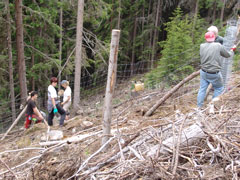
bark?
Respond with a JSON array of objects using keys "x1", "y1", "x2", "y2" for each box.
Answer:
[
  {"x1": 131, "y1": 17, "x2": 137, "y2": 75},
  {"x1": 220, "y1": 0, "x2": 226, "y2": 28},
  {"x1": 102, "y1": 30, "x2": 120, "y2": 148},
  {"x1": 31, "y1": 37, "x2": 35, "y2": 91},
  {"x1": 212, "y1": 0, "x2": 217, "y2": 23},
  {"x1": 147, "y1": 0, "x2": 152, "y2": 66},
  {"x1": 192, "y1": 0, "x2": 199, "y2": 41},
  {"x1": 15, "y1": 0, "x2": 27, "y2": 104},
  {"x1": 59, "y1": 0, "x2": 63, "y2": 85},
  {"x1": 145, "y1": 70, "x2": 200, "y2": 116},
  {"x1": 147, "y1": 123, "x2": 205, "y2": 157},
  {"x1": 117, "y1": 0, "x2": 121, "y2": 29},
  {"x1": 151, "y1": 0, "x2": 161, "y2": 68},
  {"x1": 141, "y1": 4, "x2": 145, "y2": 61},
  {"x1": 6, "y1": 0, "x2": 16, "y2": 121},
  {"x1": 73, "y1": 0, "x2": 84, "y2": 111}
]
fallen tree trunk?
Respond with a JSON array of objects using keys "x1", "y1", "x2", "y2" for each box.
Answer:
[
  {"x1": 145, "y1": 70, "x2": 200, "y2": 116},
  {"x1": 147, "y1": 123, "x2": 206, "y2": 157},
  {"x1": 39, "y1": 127, "x2": 129, "y2": 146}
]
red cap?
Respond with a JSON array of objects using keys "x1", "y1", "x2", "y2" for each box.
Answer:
[{"x1": 205, "y1": 31, "x2": 215, "y2": 42}]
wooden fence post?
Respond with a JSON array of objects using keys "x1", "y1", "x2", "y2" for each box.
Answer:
[{"x1": 102, "y1": 29, "x2": 121, "y2": 148}]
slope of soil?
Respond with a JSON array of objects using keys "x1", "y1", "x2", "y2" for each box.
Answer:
[{"x1": 1, "y1": 71, "x2": 240, "y2": 179}]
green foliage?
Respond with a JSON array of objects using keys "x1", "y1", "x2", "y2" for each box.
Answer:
[
  {"x1": 145, "y1": 8, "x2": 203, "y2": 88},
  {"x1": 0, "y1": 0, "x2": 239, "y2": 120}
]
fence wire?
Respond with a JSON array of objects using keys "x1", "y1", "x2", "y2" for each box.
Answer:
[
  {"x1": 2, "y1": 32, "x2": 236, "y2": 133},
  {"x1": 221, "y1": 19, "x2": 239, "y2": 91},
  {"x1": 0, "y1": 48, "x2": 201, "y2": 133}
]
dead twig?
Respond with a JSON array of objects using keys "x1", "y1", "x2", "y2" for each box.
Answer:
[
  {"x1": 0, "y1": 158, "x2": 18, "y2": 179},
  {"x1": 172, "y1": 113, "x2": 187, "y2": 176}
]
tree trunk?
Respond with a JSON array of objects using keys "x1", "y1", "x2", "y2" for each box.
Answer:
[
  {"x1": 192, "y1": 0, "x2": 199, "y2": 41},
  {"x1": 212, "y1": 0, "x2": 217, "y2": 23},
  {"x1": 141, "y1": 4, "x2": 145, "y2": 61},
  {"x1": 31, "y1": 37, "x2": 35, "y2": 91},
  {"x1": 131, "y1": 17, "x2": 137, "y2": 76},
  {"x1": 73, "y1": 0, "x2": 84, "y2": 111},
  {"x1": 147, "y1": 0, "x2": 152, "y2": 68},
  {"x1": 102, "y1": 30, "x2": 120, "y2": 148},
  {"x1": 6, "y1": 0, "x2": 16, "y2": 121},
  {"x1": 59, "y1": 0, "x2": 63, "y2": 85},
  {"x1": 220, "y1": 0, "x2": 226, "y2": 28},
  {"x1": 31, "y1": 51, "x2": 35, "y2": 91},
  {"x1": 145, "y1": 70, "x2": 200, "y2": 117},
  {"x1": 151, "y1": 0, "x2": 161, "y2": 68},
  {"x1": 15, "y1": 0, "x2": 27, "y2": 104},
  {"x1": 147, "y1": 123, "x2": 205, "y2": 156},
  {"x1": 117, "y1": 0, "x2": 121, "y2": 29}
]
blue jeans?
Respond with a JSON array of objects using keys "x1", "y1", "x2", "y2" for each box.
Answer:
[{"x1": 197, "y1": 70, "x2": 224, "y2": 107}]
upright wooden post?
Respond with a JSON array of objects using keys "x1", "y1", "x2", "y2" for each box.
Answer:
[{"x1": 102, "y1": 29, "x2": 120, "y2": 147}]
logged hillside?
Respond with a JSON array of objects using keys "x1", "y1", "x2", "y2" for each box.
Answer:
[
  {"x1": 0, "y1": 0, "x2": 240, "y2": 179},
  {"x1": 0, "y1": 0, "x2": 239, "y2": 128},
  {"x1": 1, "y1": 68, "x2": 240, "y2": 179}
]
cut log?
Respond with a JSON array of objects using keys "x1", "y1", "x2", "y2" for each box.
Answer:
[
  {"x1": 40, "y1": 127, "x2": 128, "y2": 146},
  {"x1": 147, "y1": 123, "x2": 206, "y2": 157},
  {"x1": 145, "y1": 70, "x2": 200, "y2": 116}
]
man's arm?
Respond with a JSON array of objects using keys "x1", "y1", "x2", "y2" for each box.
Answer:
[
  {"x1": 220, "y1": 45, "x2": 233, "y2": 58},
  {"x1": 33, "y1": 107, "x2": 43, "y2": 119}
]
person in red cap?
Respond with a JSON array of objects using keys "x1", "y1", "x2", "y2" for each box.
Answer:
[
  {"x1": 197, "y1": 31, "x2": 236, "y2": 108},
  {"x1": 207, "y1": 26, "x2": 224, "y2": 45}
]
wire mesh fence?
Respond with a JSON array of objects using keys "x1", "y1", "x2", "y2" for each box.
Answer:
[
  {"x1": 0, "y1": 57, "x2": 196, "y2": 133},
  {"x1": 0, "y1": 48, "x2": 202, "y2": 134},
  {"x1": 1, "y1": 24, "x2": 239, "y2": 134},
  {"x1": 221, "y1": 19, "x2": 239, "y2": 90}
]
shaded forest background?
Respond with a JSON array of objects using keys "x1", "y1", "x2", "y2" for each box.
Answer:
[{"x1": 0, "y1": 0, "x2": 239, "y2": 126}]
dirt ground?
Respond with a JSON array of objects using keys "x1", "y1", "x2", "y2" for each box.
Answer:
[{"x1": 1, "y1": 71, "x2": 240, "y2": 179}]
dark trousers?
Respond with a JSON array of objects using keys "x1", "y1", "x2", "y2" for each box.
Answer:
[{"x1": 48, "y1": 103, "x2": 66, "y2": 126}]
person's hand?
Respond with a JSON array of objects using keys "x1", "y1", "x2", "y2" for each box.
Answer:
[
  {"x1": 231, "y1": 45, "x2": 237, "y2": 52},
  {"x1": 53, "y1": 108, "x2": 58, "y2": 114},
  {"x1": 61, "y1": 102, "x2": 64, "y2": 106}
]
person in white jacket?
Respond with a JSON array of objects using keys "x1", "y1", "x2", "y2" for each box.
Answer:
[
  {"x1": 61, "y1": 80, "x2": 71, "y2": 120},
  {"x1": 48, "y1": 77, "x2": 66, "y2": 126}
]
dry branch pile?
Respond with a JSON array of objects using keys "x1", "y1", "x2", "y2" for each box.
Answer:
[{"x1": 1, "y1": 73, "x2": 240, "y2": 179}]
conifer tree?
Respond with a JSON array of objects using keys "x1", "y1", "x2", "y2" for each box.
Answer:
[{"x1": 145, "y1": 8, "x2": 198, "y2": 87}]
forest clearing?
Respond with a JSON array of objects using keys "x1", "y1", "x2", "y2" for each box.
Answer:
[
  {"x1": 1, "y1": 70, "x2": 240, "y2": 179},
  {"x1": 0, "y1": 0, "x2": 240, "y2": 179}
]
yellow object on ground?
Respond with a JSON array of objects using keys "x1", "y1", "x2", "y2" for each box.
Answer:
[{"x1": 134, "y1": 83, "x2": 144, "y2": 91}]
